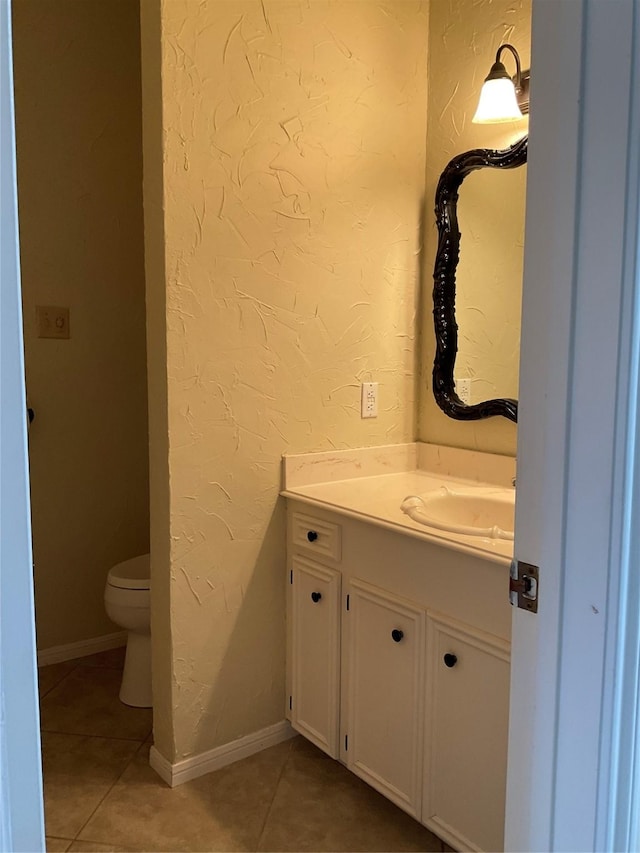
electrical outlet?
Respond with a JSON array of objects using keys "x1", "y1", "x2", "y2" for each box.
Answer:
[
  {"x1": 361, "y1": 382, "x2": 378, "y2": 418},
  {"x1": 457, "y1": 378, "x2": 472, "y2": 404},
  {"x1": 36, "y1": 306, "x2": 70, "y2": 339}
]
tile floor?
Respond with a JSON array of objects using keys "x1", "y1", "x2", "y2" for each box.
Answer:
[{"x1": 39, "y1": 649, "x2": 453, "y2": 852}]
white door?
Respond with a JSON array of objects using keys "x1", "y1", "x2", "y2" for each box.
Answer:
[
  {"x1": 507, "y1": 0, "x2": 640, "y2": 849},
  {"x1": 0, "y1": 0, "x2": 45, "y2": 849},
  {"x1": 290, "y1": 556, "x2": 341, "y2": 758},
  {"x1": 424, "y1": 616, "x2": 510, "y2": 852},
  {"x1": 344, "y1": 579, "x2": 425, "y2": 819}
]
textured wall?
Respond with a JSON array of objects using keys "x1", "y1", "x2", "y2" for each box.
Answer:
[
  {"x1": 144, "y1": 0, "x2": 429, "y2": 761},
  {"x1": 419, "y1": 0, "x2": 531, "y2": 456},
  {"x1": 12, "y1": 0, "x2": 149, "y2": 649}
]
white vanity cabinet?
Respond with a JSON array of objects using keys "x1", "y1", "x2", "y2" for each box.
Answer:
[{"x1": 285, "y1": 500, "x2": 512, "y2": 853}]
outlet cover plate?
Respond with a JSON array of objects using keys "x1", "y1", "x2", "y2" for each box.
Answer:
[{"x1": 361, "y1": 382, "x2": 378, "y2": 418}]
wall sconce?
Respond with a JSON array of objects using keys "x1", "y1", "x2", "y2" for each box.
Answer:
[{"x1": 472, "y1": 44, "x2": 530, "y2": 124}]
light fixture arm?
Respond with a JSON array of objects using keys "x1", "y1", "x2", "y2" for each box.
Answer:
[
  {"x1": 495, "y1": 44, "x2": 523, "y2": 93},
  {"x1": 478, "y1": 42, "x2": 530, "y2": 116}
]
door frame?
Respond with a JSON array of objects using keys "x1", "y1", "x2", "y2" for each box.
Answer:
[
  {"x1": 507, "y1": 0, "x2": 640, "y2": 849},
  {"x1": 0, "y1": 0, "x2": 45, "y2": 849}
]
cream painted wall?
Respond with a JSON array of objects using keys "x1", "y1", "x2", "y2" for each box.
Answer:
[
  {"x1": 12, "y1": 0, "x2": 150, "y2": 649},
  {"x1": 419, "y1": 0, "x2": 531, "y2": 456},
  {"x1": 142, "y1": 0, "x2": 429, "y2": 761}
]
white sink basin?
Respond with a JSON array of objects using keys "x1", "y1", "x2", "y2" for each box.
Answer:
[{"x1": 400, "y1": 484, "x2": 515, "y2": 540}]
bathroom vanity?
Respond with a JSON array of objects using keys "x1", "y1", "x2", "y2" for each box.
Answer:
[{"x1": 282, "y1": 444, "x2": 515, "y2": 853}]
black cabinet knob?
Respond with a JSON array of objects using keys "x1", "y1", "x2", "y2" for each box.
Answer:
[
  {"x1": 391, "y1": 629, "x2": 404, "y2": 643},
  {"x1": 307, "y1": 530, "x2": 318, "y2": 542},
  {"x1": 444, "y1": 653, "x2": 458, "y2": 668},
  {"x1": 311, "y1": 591, "x2": 322, "y2": 603}
]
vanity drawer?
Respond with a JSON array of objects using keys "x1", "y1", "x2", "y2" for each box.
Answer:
[{"x1": 292, "y1": 512, "x2": 341, "y2": 562}]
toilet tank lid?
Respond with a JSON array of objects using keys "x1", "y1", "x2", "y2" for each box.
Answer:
[{"x1": 108, "y1": 554, "x2": 150, "y2": 590}]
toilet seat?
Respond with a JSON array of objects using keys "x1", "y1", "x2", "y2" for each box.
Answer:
[{"x1": 107, "y1": 554, "x2": 150, "y2": 591}]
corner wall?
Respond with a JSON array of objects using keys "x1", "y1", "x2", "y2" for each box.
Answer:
[
  {"x1": 143, "y1": 0, "x2": 429, "y2": 761},
  {"x1": 12, "y1": 0, "x2": 149, "y2": 650},
  {"x1": 140, "y1": 0, "x2": 173, "y2": 756},
  {"x1": 418, "y1": 0, "x2": 531, "y2": 456}
]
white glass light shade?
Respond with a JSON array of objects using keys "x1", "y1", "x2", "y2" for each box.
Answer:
[{"x1": 472, "y1": 77, "x2": 524, "y2": 124}]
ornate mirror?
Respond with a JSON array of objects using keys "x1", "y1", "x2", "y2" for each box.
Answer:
[{"x1": 432, "y1": 135, "x2": 527, "y2": 423}]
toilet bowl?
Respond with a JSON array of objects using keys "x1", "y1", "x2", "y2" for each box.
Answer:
[{"x1": 104, "y1": 554, "x2": 152, "y2": 708}]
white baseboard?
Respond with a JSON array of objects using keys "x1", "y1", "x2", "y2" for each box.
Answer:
[
  {"x1": 149, "y1": 720, "x2": 296, "y2": 788},
  {"x1": 37, "y1": 631, "x2": 127, "y2": 667}
]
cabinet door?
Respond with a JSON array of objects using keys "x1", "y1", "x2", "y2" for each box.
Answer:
[
  {"x1": 345, "y1": 579, "x2": 425, "y2": 819},
  {"x1": 423, "y1": 615, "x2": 510, "y2": 853},
  {"x1": 290, "y1": 556, "x2": 341, "y2": 758}
]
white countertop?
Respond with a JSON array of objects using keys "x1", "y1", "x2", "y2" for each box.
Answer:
[{"x1": 282, "y1": 465, "x2": 514, "y2": 567}]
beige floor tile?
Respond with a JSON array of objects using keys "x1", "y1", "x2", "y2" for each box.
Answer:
[
  {"x1": 258, "y1": 738, "x2": 442, "y2": 852},
  {"x1": 46, "y1": 838, "x2": 73, "y2": 852},
  {"x1": 68, "y1": 842, "x2": 139, "y2": 852},
  {"x1": 79, "y1": 740, "x2": 293, "y2": 852},
  {"x1": 40, "y1": 666, "x2": 152, "y2": 741},
  {"x1": 42, "y1": 732, "x2": 139, "y2": 839},
  {"x1": 78, "y1": 647, "x2": 127, "y2": 670},
  {"x1": 38, "y1": 661, "x2": 78, "y2": 698}
]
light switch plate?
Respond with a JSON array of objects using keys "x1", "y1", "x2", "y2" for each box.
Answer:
[{"x1": 36, "y1": 306, "x2": 70, "y2": 339}]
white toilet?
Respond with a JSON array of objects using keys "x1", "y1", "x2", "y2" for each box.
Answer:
[{"x1": 104, "y1": 554, "x2": 152, "y2": 708}]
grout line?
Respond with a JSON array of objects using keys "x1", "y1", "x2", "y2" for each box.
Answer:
[
  {"x1": 44, "y1": 837, "x2": 74, "y2": 849},
  {"x1": 40, "y1": 727, "x2": 149, "y2": 742},
  {"x1": 40, "y1": 657, "x2": 146, "y2": 849},
  {"x1": 71, "y1": 733, "x2": 149, "y2": 845},
  {"x1": 37, "y1": 660, "x2": 81, "y2": 700},
  {"x1": 254, "y1": 737, "x2": 296, "y2": 852}
]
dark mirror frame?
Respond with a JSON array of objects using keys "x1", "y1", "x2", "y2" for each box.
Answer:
[{"x1": 432, "y1": 134, "x2": 528, "y2": 423}]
